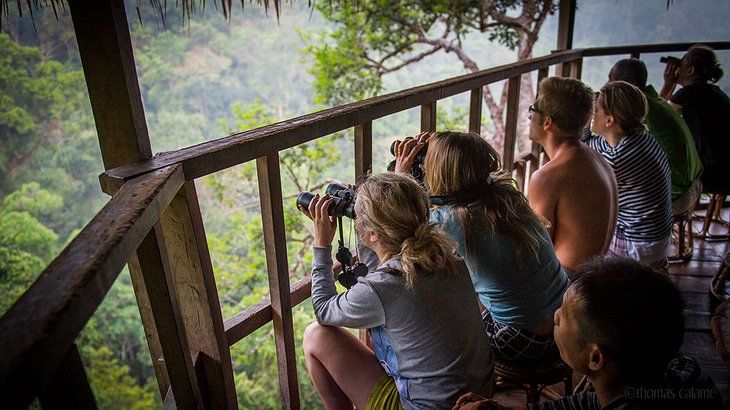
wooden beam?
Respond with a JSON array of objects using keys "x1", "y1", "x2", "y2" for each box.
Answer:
[
  {"x1": 469, "y1": 88, "x2": 483, "y2": 134},
  {"x1": 570, "y1": 58, "x2": 583, "y2": 79},
  {"x1": 0, "y1": 165, "x2": 184, "y2": 408},
  {"x1": 257, "y1": 154, "x2": 300, "y2": 409},
  {"x1": 355, "y1": 122, "x2": 373, "y2": 181},
  {"x1": 38, "y1": 344, "x2": 97, "y2": 409},
  {"x1": 136, "y1": 222, "x2": 202, "y2": 409},
  {"x1": 156, "y1": 183, "x2": 237, "y2": 409},
  {"x1": 556, "y1": 0, "x2": 577, "y2": 51},
  {"x1": 182, "y1": 180, "x2": 238, "y2": 406},
  {"x1": 503, "y1": 76, "x2": 521, "y2": 171},
  {"x1": 99, "y1": 50, "x2": 583, "y2": 188},
  {"x1": 70, "y1": 1, "x2": 238, "y2": 406},
  {"x1": 68, "y1": 0, "x2": 171, "y2": 399},
  {"x1": 556, "y1": 0, "x2": 577, "y2": 77},
  {"x1": 421, "y1": 102, "x2": 437, "y2": 132},
  {"x1": 578, "y1": 41, "x2": 730, "y2": 58},
  {"x1": 69, "y1": 0, "x2": 152, "y2": 169}
]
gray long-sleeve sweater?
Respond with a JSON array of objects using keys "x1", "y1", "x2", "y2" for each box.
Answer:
[{"x1": 311, "y1": 246, "x2": 493, "y2": 409}]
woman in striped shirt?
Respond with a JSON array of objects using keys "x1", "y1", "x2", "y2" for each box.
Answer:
[{"x1": 585, "y1": 81, "x2": 673, "y2": 270}]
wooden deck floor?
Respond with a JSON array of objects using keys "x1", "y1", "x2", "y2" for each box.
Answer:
[
  {"x1": 674, "y1": 208, "x2": 729, "y2": 405},
  {"x1": 494, "y1": 205, "x2": 730, "y2": 407}
]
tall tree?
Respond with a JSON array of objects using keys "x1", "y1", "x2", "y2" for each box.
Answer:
[
  {"x1": 0, "y1": 33, "x2": 85, "y2": 197},
  {"x1": 307, "y1": 0, "x2": 557, "y2": 152}
]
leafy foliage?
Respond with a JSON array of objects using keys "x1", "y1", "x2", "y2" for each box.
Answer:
[
  {"x1": 0, "y1": 33, "x2": 86, "y2": 195},
  {"x1": 305, "y1": 0, "x2": 557, "y2": 150},
  {"x1": 83, "y1": 346, "x2": 158, "y2": 409}
]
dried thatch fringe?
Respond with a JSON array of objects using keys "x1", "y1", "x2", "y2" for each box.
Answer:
[{"x1": 0, "y1": 0, "x2": 292, "y2": 31}]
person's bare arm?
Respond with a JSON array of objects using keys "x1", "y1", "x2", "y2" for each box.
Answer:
[
  {"x1": 659, "y1": 59, "x2": 680, "y2": 101},
  {"x1": 528, "y1": 169, "x2": 557, "y2": 238}
]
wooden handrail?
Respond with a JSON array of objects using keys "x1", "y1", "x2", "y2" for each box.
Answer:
[
  {"x1": 99, "y1": 41, "x2": 730, "y2": 192},
  {"x1": 576, "y1": 41, "x2": 730, "y2": 57},
  {"x1": 0, "y1": 165, "x2": 184, "y2": 407},
  {"x1": 99, "y1": 49, "x2": 583, "y2": 190}
]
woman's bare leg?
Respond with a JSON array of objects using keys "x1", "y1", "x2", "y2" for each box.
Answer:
[{"x1": 303, "y1": 323, "x2": 386, "y2": 409}]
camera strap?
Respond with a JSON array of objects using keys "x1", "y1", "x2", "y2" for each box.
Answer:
[{"x1": 335, "y1": 216, "x2": 367, "y2": 289}]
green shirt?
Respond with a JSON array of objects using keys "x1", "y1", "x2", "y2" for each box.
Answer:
[{"x1": 643, "y1": 85, "x2": 703, "y2": 199}]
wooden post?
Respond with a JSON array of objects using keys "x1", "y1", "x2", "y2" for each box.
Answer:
[
  {"x1": 530, "y1": 67, "x2": 550, "y2": 178},
  {"x1": 69, "y1": 0, "x2": 236, "y2": 407},
  {"x1": 421, "y1": 102, "x2": 437, "y2": 132},
  {"x1": 355, "y1": 122, "x2": 373, "y2": 180},
  {"x1": 257, "y1": 154, "x2": 301, "y2": 409},
  {"x1": 469, "y1": 88, "x2": 483, "y2": 134},
  {"x1": 556, "y1": 0, "x2": 576, "y2": 51},
  {"x1": 503, "y1": 76, "x2": 521, "y2": 171},
  {"x1": 157, "y1": 183, "x2": 238, "y2": 409},
  {"x1": 569, "y1": 58, "x2": 583, "y2": 79},
  {"x1": 556, "y1": 0, "x2": 577, "y2": 77}
]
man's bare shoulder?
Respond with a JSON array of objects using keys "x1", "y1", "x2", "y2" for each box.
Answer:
[{"x1": 534, "y1": 143, "x2": 612, "y2": 185}]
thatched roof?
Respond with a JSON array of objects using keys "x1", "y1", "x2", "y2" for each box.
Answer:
[{"x1": 0, "y1": 0, "x2": 294, "y2": 31}]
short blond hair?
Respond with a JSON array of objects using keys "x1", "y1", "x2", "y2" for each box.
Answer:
[{"x1": 536, "y1": 77, "x2": 595, "y2": 139}]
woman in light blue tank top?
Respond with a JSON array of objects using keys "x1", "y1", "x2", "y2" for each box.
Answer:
[{"x1": 395, "y1": 131, "x2": 569, "y2": 361}]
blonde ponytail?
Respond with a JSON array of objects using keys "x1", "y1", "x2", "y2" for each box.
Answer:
[
  {"x1": 356, "y1": 173, "x2": 460, "y2": 288},
  {"x1": 400, "y1": 223, "x2": 459, "y2": 288}
]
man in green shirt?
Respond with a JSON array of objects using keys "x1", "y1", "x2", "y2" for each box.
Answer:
[{"x1": 609, "y1": 58, "x2": 703, "y2": 214}]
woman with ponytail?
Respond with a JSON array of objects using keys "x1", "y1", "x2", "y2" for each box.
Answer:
[
  {"x1": 395, "y1": 132, "x2": 568, "y2": 362},
  {"x1": 660, "y1": 44, "x2": 730, "y2": 192},
  {"x1": 302, "y1": 172, "x2": 493, "y2": 410}
]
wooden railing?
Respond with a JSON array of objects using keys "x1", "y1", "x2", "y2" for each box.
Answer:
[{"x1": 1, "y1": 41, "x2": 729, "y2": 409}]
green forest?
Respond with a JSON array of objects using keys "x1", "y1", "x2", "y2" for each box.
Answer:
[{"x1": 1, "y1": 0, "x2": 729, "y2": 408}]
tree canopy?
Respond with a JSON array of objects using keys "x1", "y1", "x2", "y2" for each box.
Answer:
[{"x1": 307, "y1": 0, "x2": 557, "y2": 151}]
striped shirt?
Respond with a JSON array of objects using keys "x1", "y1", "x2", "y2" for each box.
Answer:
[{"x1": 585, "y1": 130, "x2": 672, "y2": 242}]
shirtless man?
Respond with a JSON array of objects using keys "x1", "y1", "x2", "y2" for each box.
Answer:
[{"x1": 527, "y1": 77, "x2": 618, "y2": 275}]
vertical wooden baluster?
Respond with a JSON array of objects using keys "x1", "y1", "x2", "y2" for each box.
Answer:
[
  {"x1": 469, "y1": 88, "x2": 483, "y2": 134},
  {"x1": 421, "y1": 102, "x2": 437, "y2": 132},
  {"x1": 257, "y1": 154, "x2": 300, "y2": 410},
  {"x1": 503, "y1": 76, "x2": 521, "y2": 171},
  {"x1": 515, "y1": 164, "x2": 527, "y2": 193},
  {"x1": 530, "y1": 67, "x2": 551, "y2": 179},
  {"x1": 570, "y1": 58, "x2": 583, "y2": 79},
  {"x1": 181, "y1": 180, "x2": 238, "y2": 409},
  {"x1": 355, "y1": 122, "x2": 373, "y2": 180}
]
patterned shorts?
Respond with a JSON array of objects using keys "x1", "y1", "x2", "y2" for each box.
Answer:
[
  {"x1": 482, "y1": 310, "x2": 556, "y2": 361},
  {"x1": 609, "y1": 232, "x2": 669, "y2": 272}
]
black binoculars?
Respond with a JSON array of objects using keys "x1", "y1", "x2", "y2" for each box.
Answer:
[{"x1": 296, "y1": 183, "x2": 356, "y2": 219}]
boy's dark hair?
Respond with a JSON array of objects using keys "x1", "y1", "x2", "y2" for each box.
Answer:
[
  {"x1": 571, "y1": 257, "x2": 685, "y2": 385},
  {"x1": 609, "y1": 58, "x2": 649, "y2": 89}
]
